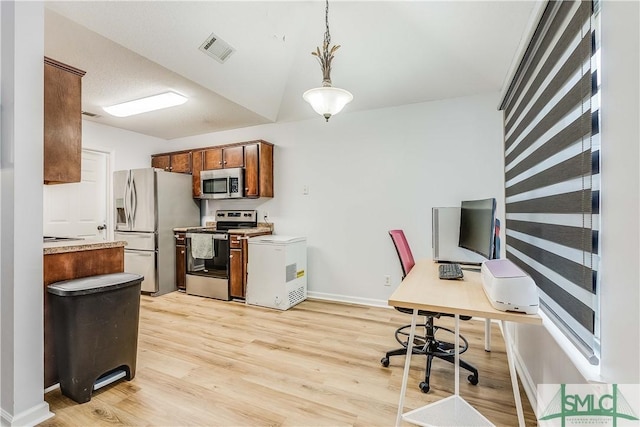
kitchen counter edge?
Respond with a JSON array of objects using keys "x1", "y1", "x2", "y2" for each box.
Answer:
[{"x1": 44, "y1": 240, "x2": 127, "y2": 255}]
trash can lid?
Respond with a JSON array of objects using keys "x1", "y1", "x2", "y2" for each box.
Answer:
[{"x1": 47, "y1": 272, "x2": 144, "y2": 296}]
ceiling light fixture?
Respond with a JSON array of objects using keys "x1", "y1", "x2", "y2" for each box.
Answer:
[
  {"x1": 303, "y1": 0, "x2": 353, "y2": 122},
  {"x1": 103, "y1": 91, "x2": 188, "y2": 117}
]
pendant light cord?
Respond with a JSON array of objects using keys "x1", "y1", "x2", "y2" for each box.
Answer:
[{"x1": 324, "y1": 0, "x2": 331, "y2": 47}]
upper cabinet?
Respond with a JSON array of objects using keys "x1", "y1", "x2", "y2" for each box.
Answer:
[
  {"x1": 153, "y1": 140, "x2": 274, "y2": 199},
  {"x1": 202, "y1": 145, "x2": 244, "y2": 170},
  {"x1": 151, "y1": 151, "x2": 192, "y2": 174},
  {"x1": 44, "y1": 57, "x2": 86, "y2": 184},
  {"x1": 244, "y1": 142, "x2": 273, "y2": 198}
]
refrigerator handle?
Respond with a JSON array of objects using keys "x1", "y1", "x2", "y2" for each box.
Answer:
[
  {"x1": 131, "y1": 175, "x2": 138, "y2": 228},
  {"x1": 124, "y1": 172, "x2": 132, "y2": 227}
]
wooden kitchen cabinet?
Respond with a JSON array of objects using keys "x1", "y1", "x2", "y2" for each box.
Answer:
[
  {"x1": 230, "y1": 241, "x2": 244, "y2": 299},
  {"x1": 151, "y1": 151, "x2": 192, "y2": 174},
  {"x1": 154, "y1": 139, "x2": 274, "y2": 199},
  {"x1": 202, "y1": 145, "x2": 245, "y2": 170},
  {"x1": 175, "y1": 232, "x2": 187, "y2": 291},
  {"x1": 229, "y1": 231, "x2": 272, "y2": 299},
  {"x1": 244, "y1": 141, "x2": 274, "y2": 198},
  {"x1": 44, "y1": 57, "x2": 86, "y2": 184}
]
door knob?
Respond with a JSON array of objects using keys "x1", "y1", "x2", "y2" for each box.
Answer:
[{"x1": 97, "y1": 224, "x2": 107, "y2": 231}]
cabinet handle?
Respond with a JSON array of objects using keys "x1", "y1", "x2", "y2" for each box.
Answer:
[
  {"x1": 223, "y1": 161, "x2": 227, "y2": 164},
  {"x1": 180, "y1": 250, "x2": 184, "y2": 254},
  {"x1": 229, "y1": 254, "x2": 233, "y2": 258}
]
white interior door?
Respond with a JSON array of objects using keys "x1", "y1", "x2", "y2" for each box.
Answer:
[{"x1": 43, "y1": 149, "x2": 109, "y2": 239}]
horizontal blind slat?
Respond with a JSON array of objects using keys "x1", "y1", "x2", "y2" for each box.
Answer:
[
  {"x1": 505, "y1": 10, "x2": 591, "y2": 140},
  {"x1": 506, "y1": 219, "x2": 592, "y2": 254},
  {"x1": 506, "y1": 190, "x2": 592, "y2": 214},
  {"x1": 506, "y1": 111, "x2": 591, "y2": 181},
  {"x1": 506, "y1": 151, "x2": 592, "y2": 197},
  {"x1": 507, "y1": 253, "x2": 595, "y2": 332},
  {"x1": 505, "y1": 72, "x2": 592, "y2": 154},
  {"x1": 504, "y1": 1, "x2": 576, "y2": 116}
]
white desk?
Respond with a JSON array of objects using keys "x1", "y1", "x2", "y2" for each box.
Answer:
[{"x1": 388, "y1": 260, "x2": 542, "y2": 426}]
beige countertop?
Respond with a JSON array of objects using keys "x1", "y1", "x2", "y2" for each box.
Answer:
[
  {"x1": 43, "y1": 239, "x2": 127, "y2": 255},
  {"x1": 173, "y1": 223, "x2": 273, "y2": 235}
]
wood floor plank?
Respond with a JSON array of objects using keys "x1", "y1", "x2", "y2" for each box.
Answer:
[{"x1": 41, "y1": 294, "x2": 537, "y2": 426}]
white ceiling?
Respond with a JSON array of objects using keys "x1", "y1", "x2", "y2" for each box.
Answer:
[{"x1": 44, "y1": 1, "x2": 537, "y2": 140}]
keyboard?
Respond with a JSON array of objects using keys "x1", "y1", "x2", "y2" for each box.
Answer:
[{"x1": 439, "y1": 263, "x2": 464, "y2": 280}]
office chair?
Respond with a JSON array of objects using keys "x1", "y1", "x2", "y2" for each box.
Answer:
[{"x1": 381, "y1": 229, "x2": 479, "y2": 393}]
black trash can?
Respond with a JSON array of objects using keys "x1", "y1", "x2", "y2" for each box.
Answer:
[{"x1": 47, "y1": 272, "x2": 143, "y2": 403}]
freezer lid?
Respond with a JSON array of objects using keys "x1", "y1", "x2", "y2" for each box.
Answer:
[{"x1": 248, "y1": 235, "x2": 306, "y2": 245}]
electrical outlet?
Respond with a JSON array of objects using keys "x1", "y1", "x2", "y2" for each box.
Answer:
[
  {"x1": 303, "y1": 185, "x2": 309, "y2": 195},
  {"x1": 384, "y1": 275, "x2": 391, "y2": 286}
]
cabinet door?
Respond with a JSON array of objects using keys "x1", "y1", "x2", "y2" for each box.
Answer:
[
  {"x1": 44, "y1": 59, "x2": 84, "y2": 184},
  {"x1": 203, "y1": 148, "x2": 223, "y2": 170},
  {"x1": 230, "y1": 248, "x2": 244, "y2": 298},
  {"x1": 258, "y1": 143, "x2": 274, "y2": 198},
  {"x1": 192, "y1": 150, "x2": 203, "y2": 198},
  {"x1": 152, "y1": 155, "x2": 171, "y2": 171},
  {"x1": 244, "y1": 144, "x2": 259, "y2": 198},
  {"x1": 171, "y1": 152, "x2": 192, "y2": 174},
  {"x1": 223, "y1": 146, "x2": 245, "y2": 168},
  {"x1": 175, "y1": 243, "x2": 186, "y2": 291}
]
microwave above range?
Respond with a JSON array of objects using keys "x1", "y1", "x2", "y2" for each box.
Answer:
[{"x1": 200, "y1": 168, "x2": 244, "y2": 199}]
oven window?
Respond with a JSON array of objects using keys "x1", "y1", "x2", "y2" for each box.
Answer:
[
  {"x1": 187, "y1": 238, "x2": 229, "y2": 279},
  {"x1": 203, "y1": 178, "x2": 228, "y2": 194}
]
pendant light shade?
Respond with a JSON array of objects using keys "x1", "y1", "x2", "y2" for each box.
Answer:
[
  {"x1": 303, "y1": 87, "x2": 353, "y2": 121},
  {"x1": 303, "y1": 0, "x2": 352, "y2": 122}
]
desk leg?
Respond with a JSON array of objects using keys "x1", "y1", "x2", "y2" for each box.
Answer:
[
  {"x1": 485, "y1": 318, "x2": 492, "y2": 352},
  {"x1": 395, "y1": 309, "x2": 418, "y2": 427},
  {"x1": 454, "y1": 314, "x2": 460, "y2": 396},
  {"x1": 501, "y1": 320, "x2": 525, "y2": 427}
]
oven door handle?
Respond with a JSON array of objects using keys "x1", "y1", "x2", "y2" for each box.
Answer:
[{"x1": 186, "y1": 232, "x2": 228, "y2": 240}]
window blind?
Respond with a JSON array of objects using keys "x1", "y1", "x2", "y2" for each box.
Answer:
[{"x1": 499, "y1": 0, "x2": 600, "y2": 363}]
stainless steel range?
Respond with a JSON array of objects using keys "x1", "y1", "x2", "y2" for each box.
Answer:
[{"x1": 185, "y1": 210, "x2": 257, "y2": 300}]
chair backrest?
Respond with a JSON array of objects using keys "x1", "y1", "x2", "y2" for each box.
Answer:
[{"x1": 389, "y1": 230, "x2": 415, "y2": 278}]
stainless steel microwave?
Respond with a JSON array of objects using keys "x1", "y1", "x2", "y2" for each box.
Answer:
[{"x1": 200, "y1": 168, "x2": 244, "y2": 199}]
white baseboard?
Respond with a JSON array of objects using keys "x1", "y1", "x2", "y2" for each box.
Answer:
[
  {"x1": 1, "y1": 402, "x2": 53, "y2": 427},
  {"x1": 306, "y1": 291, "x2": 390, "y2": 308}
]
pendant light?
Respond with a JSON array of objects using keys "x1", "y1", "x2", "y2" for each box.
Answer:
[{"x1": 303, "y1": 0, "x2": 353, "y2": 122}]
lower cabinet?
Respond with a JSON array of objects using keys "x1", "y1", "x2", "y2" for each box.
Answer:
[
  {"x1": 175, "y1": 232, "x2": 187, "y2": 291},
  {"x1": 229, "y1": 235, "x2": 245, "y2": 299},
  {"x1": 229, "y1": 232, "x2": 271, "y2": 299}
]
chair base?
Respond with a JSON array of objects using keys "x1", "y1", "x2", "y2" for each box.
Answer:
[{"x1": 381, "y1": 321, "x2": 479, "y2": 393}]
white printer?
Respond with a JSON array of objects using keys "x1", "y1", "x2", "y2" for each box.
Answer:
[{"x1": 481, "y1": 259, "x2": 539, "y2": 314}]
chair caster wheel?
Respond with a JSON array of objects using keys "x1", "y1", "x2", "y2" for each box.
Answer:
[
  {"x1": 468, "y1": 374, "x2": 479, "y2": 385},
  {"x1": 381, "y1": 357, "x2": 390, "y2": 367},
  {"x1": 419, "y1": 382, "x2": 430, "y2": 393}
]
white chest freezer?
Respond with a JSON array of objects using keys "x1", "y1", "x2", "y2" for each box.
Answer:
[{"x1": 246, "y1": 236, "x2": 307, "y2": 310}]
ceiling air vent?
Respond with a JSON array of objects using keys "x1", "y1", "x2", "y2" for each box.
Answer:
[{"x1": 199, "y1": 32, "x2": 235, "y2": 64}]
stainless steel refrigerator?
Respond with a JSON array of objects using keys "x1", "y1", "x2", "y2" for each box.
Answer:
[{"x1": 114, "y1": 168, "x2": 200, "y2": 295}]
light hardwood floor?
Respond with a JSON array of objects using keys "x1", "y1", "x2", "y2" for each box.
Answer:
[{"x1": 41, "y1": 293, "x2": 536, "y2": 426}]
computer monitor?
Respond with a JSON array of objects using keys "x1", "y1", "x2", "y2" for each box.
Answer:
[{"x1": 458, "y1": 198, "x2": 497, "y2": 261}]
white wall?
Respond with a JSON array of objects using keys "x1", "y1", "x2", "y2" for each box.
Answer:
[
  {"x1": 510, "y1": 0, "x2": 640, "y2": 405},
  {"x1": 169, "y1": 92, "x2": 505, "y2": 305},
  {"x1": 82, "y1": 120, "x2": 166, "y2": 171}
]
